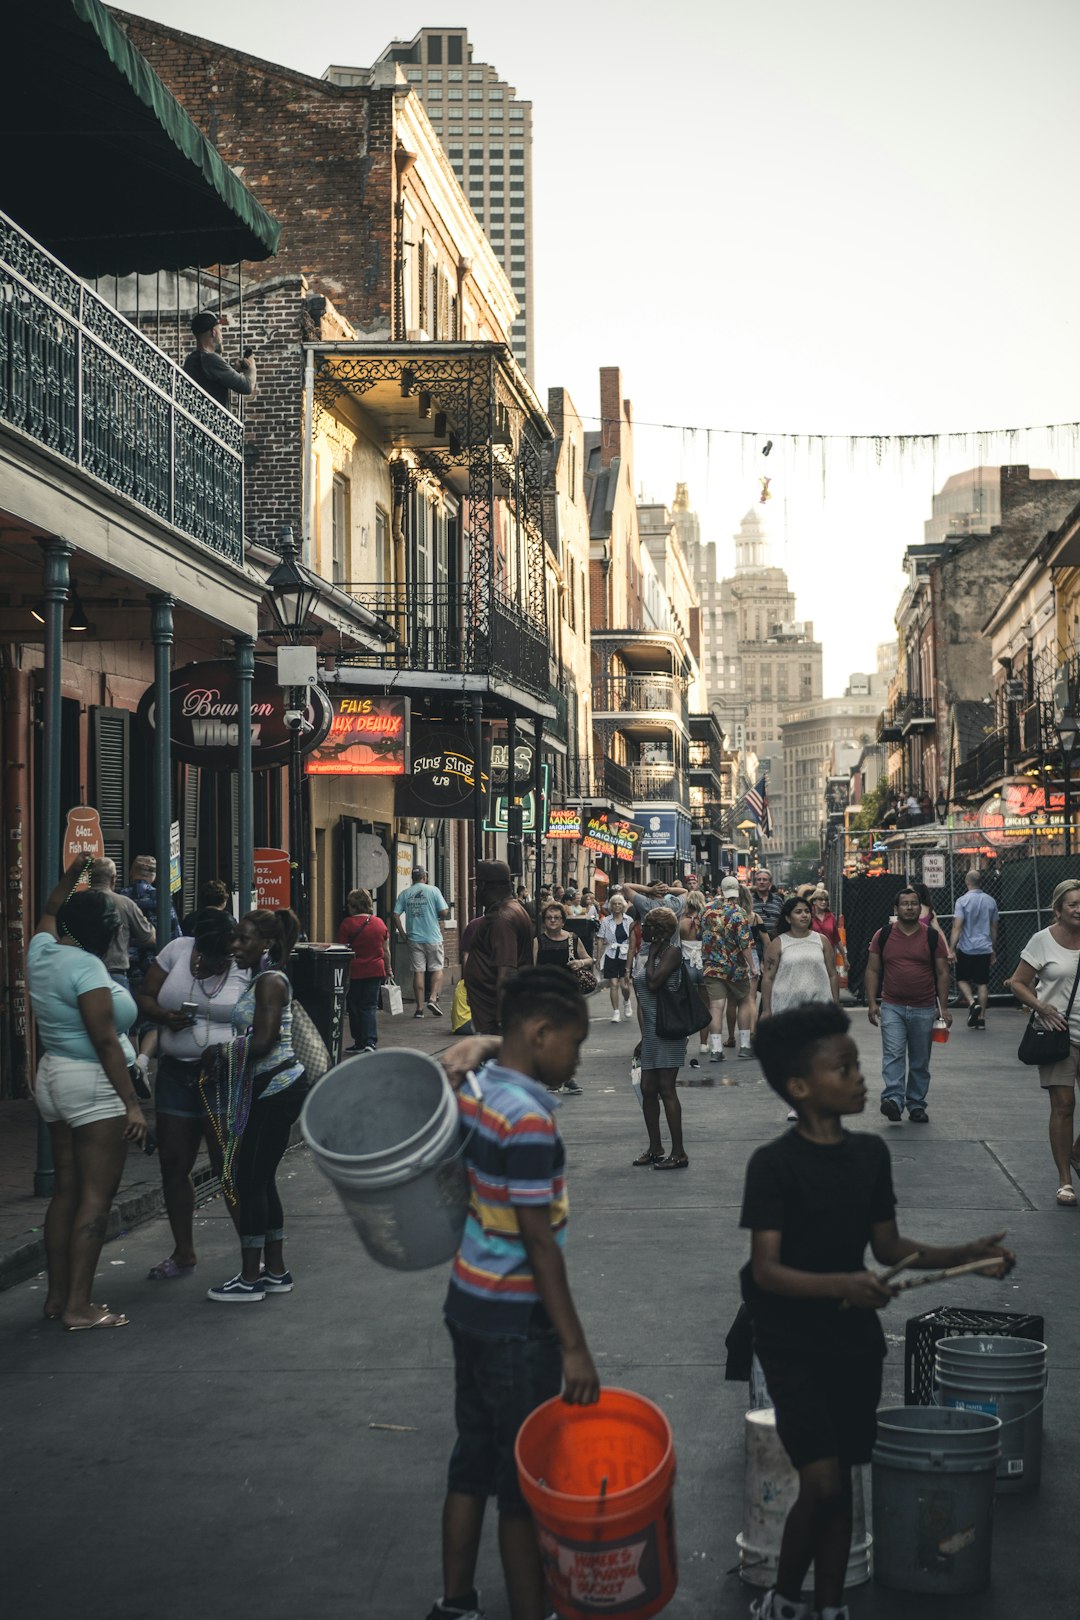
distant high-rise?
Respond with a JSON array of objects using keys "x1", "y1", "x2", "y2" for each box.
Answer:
[{"x1": 328, "y1": 27, "x2": 534, "y2": 378}]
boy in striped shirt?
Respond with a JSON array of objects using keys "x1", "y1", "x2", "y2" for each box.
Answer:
[{"x1": 430, "y1": 967, "x2": 600, "y2": 1620}]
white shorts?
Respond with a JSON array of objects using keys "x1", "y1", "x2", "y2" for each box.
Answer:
[
  {"x1": 408, "y1": 938, "x2": 445, "y2": 973},
  {"x1": 34, "y1": 1053, "x2": 126, "y2": 1129}
]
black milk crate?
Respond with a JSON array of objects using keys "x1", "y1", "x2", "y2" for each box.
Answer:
[{"x1": 904, "y1": 1307, "x2": 1045, "y2": 1406}]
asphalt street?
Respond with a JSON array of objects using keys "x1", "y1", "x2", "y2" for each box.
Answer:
[{"x1": 1, "y1": 1005, "x2": 1075, "y2": 1620}]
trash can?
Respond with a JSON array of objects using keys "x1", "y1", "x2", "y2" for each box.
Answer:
[{"x1": 290, "y1": 943, "x2": 352, "y2": 1064}]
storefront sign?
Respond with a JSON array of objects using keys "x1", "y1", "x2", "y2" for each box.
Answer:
[
  {"x1": 610, "y1": 820, "x2": 643, "y2": 862},
  {"x1": 137, "y1": 660, "x2": 333, "y2": 771},
  {"x1": 639, "y1": 811, "x2": 692, "y2": 861},
  {"x1": 305, "y1": 694, "x2": 409, "y2": 777},
  {"x1": 64, "y1": 807, "x2": 104, "y2": 881},
  {"x1": 253, "y1": 847, "x2": 291, "y2": 911},
  {"x1": 547, "y1": 807, "x2": 582, "y2": 841},
  {"x1": 978, "y1": 785, "x2": 1065, "y2": 845},
  {"x1": 582, "y1": 812, "x2": 617, "y2": 858},
  {"x1": 486, "y1": 765, "x2": 549, "y2": 835},
  {"x1": 395, "y1": 840, "x2": 416, "y2": 897},
  {"x1": 169, "y1": 821, "x2": 182, "y2": 894},
  {"x1": 396, "y1": 726, "x2": 483, "y2": 819}
]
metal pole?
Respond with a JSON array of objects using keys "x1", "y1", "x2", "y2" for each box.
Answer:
[
  {"x1": 288, "y1": 697, "x2": 309, "y2": 939},
  {"x1": 150, "y1": 596, "x2": 175, "y2": 947},
  {"x1": 472, "y1": 695, "x2": 484, "y2": 865},
  {"x1": 532, "y1": 714, "x2": 544, "y2": 924},
  {"x1": 1066, "y1": 751, "x2": 1073, "y2": 860},
  {"x1": 34, "y1": 539, "x2": 73, "y2": 1196},
  {"x1": 235, "y1": 635, "x2": 254, "y2": 914},
  {"x1": 506, "y1": 712, "x2": 517, "y2": 873}
]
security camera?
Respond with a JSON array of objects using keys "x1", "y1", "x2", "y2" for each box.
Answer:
[{"x1": 284, "y1": 707, "x2": 306, "y2": 729}]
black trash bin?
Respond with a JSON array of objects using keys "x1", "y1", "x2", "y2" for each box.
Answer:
[{"x1": 289, "y1": 944, "x2": 353, "y2": 1066}]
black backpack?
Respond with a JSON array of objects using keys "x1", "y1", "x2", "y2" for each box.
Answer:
[{"x1": 877, "y1": 920, "x2": 942, "y2": 995}]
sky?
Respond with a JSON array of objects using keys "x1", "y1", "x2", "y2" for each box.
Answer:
[{"x1": 125, "y1": 0, "x2": 1080, "y2": 692}]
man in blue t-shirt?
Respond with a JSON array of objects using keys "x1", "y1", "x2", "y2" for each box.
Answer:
[
  {"x1": 948, "y1": 869, "x2": 999, "y2": 1030},
  {"x1": 394, "y1": 866, "x2": 450, "y2": 1017}
]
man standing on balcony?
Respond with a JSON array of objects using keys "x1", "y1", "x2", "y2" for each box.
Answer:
[
  {"x1": 948, "y1": 869, "x2": 999, "y2": 1030},
  {"x1": 183, "y1": 312, "x2": 256, "y2": 409},
  {"x1": 394, "y1": 866, "x2": 450, "y2": 1017}
]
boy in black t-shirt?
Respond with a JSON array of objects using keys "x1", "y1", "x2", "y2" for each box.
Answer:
[{"x1": 739, "y1": 1004, "x2": 1013, "y2": 1620}]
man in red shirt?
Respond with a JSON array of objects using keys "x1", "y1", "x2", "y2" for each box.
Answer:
[
  {"x1": 462, "y1": 860, "x2": 535, "y2": 1035},
  {"x1": 864, "y1": 886, "x2": 952, "y2": 1123}
]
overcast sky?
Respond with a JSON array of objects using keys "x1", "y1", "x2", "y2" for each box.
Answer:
[{"x1": 126, "y1": 0, "x2": 1080, "y2": 692}]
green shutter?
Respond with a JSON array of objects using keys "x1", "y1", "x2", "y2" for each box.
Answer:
[{"x1": 91, "y1": 706, "x2": 129, "y2": 876}]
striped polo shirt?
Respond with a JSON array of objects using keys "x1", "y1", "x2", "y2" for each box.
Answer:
[{"x1": 444, "y1": 1062, "x2": 568, "y2": 1337}]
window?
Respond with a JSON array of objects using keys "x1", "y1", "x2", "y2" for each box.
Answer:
[
  {"x1": 426, "y1": 34, "x2": 442, "y2": 63},
  {"x1": 510, "y1": 180, "x2": 524, "y2": 192},
  {"x1": 406, "y1": 68, "x2": 422, "y2": 82},
  {"x1": 448, "y1": 34, "x2": 463, "y2": 65},
  {"x1": 331, "y1": 474, "x2": 349, "y2": 584},
  {"x1": 510, "y1": 144, "x2": 523, "y2": 154},
  {"x1": 469, "y1": 68, "x2": 484, "y2": 81},
  {"x1": 469, "y1": 145, "x2": 484, "y2": 156},
  {"x1": 427, "y1": 70, "x2": 442, "y2": 82},
  {"x1": 489, "y1": 212, "x2": 504, "y2": 223},
  {"x1": 489, "y1": 89, "x2": 503, "y2": 101},
  {"x1": 448, "y1": 123, "x2": 462, "y2": 133},
  {"x1": 448, "y1": 68, "x2": 462, "y2": 81},
  {"x1": 448, "y1": 87, "x2": 463, "y2": 100},
  {"x1": 510, "y1": 163, "x2": 524, "y2": 175},
  {"x1": 375, "y1": 506, "x2": 390, "y2": 581},
  {"x1": 489, "y1": 147, "x2": 504, "y2": 158},
  {"x1": 469, "y1": 161, "x2": 485, "y2": 172},
  {"x1": 468, "y1": 88, "x2": 483, "y2": 100},
  {"x1": 427, "y1": 88, "x2": 443, "y2": 100},
  {"x1": 510, "y1": 106, "x2": 524, "y2": 120},
  {"x1": 510, "y1": 228, "x2": 526, "y2": 240}
]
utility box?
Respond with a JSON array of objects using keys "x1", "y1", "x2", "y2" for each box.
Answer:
[{"x1": 290, "y1": 943, "x2": 352, "y2": 1066}]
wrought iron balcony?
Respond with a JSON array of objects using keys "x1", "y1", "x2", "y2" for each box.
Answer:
[
  {"x1": 592, "y1": 674, "x2": 689, "y2": 728},
  {"x1": 898, "y1": 692, "x2": 936, "y2": 733},
  {"x1": 565, "y1": 756, "x2": 634, "y2": 807},
  {"x1": 338, "y1": 580, "x2": 548, "y2": 699},
  {"x1": 1020, "y1": 700, "x2": 1047, "y2": 757},
  {"x1": 0, "y1": 209, "x2": 243, "y2": 563},
  {"x1": 630, "y1": 764, "x2": 689, "y2": 806},
  {"x1": 954, "y1": 733, "x2": 1007, "y2": 799},
  {"x1": 546, "y1": 663, "x2": 575, "y2": 745}
]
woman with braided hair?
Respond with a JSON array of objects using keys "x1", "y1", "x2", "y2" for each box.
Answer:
[{"x1": 27, "y1": 858, "x2": 147, "y2": 1329}]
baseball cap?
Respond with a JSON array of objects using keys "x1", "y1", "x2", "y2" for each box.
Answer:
[
  {"x1": 476, "y1": 858, "x2": 512, "y2": 885},
  {"x1": 720, "y1": 877, "x2": 741, "y2": 897},
  {"x1": 190, "y1": 311, "x2": 220, "y2": 335}
]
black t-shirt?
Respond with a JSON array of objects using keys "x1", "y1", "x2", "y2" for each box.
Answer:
[{"x1": 739, "y1": 1129, "x2": 896, "y2": 1357}]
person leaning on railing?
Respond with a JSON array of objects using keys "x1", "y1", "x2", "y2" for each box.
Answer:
[{"x1": 25, "y1": 858, "x2": 148, "y2": 1331}]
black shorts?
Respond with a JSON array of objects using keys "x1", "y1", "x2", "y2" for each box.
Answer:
[
  {"x1": 602, "y1": 955, "x2": 629, "y2": 980},
  {"x1": 756, "y1": 1348, "x2": 883, "y2": 1469},
  {"x1": 955, "y1": 950, "x2": 991, "y2": 986},
  {"x1": 445, "y1": 1313, "x2": 562, "y2": 1512}
]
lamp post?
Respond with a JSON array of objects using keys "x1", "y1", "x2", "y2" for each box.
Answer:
[
  {"x1": 265, "y1": 527, "x2": 322, "y2": 936},
  {"x1": 1056, "y1": 710, "x2": 1079, "y2": 858},
  {"x1": 935, "y1": 787, "x2": 948, "y2": 825}
]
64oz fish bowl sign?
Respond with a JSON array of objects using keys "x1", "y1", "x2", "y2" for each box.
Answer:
[{"x1": 137, "y1": 660, "x2": 333, "y2": 770}]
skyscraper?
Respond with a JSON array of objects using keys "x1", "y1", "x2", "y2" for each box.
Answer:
[{"x1": 327, "y1": 27, "x2": 534, "y2": 378}]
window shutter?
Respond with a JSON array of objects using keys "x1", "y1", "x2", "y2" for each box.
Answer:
[
  {"x1": 180, "y1": 765, "x2": 200, "y2": 917},
  {"x1": 91, "y1": 707, "x2": 129, "y2": 876}
]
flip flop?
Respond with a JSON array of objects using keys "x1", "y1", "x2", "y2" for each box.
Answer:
[
  {"x1": 148, "y1": 1257, "x2": 196, "y2": 1280},
  {"x1": 65, "y1": 1312, "x2": 130, "y2": 1332},
  {"x1": 45, "y1": 1302, "x2": 108, "y2": 1320}
]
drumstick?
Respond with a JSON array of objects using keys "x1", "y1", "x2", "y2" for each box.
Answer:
[
  {"x1": 890, "y1": 1257, "x2": 1004, "y2": 1293},
  {"x1": 840, "y1": 1252, "x2": 921, "y2": 1307}
]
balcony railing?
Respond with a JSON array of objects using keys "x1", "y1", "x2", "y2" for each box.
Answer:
[
  {"x1": 1020, "y1": 700, "x2": 1046, "y2": 757},
  {"x1": 954, "y1": 733, "x2": 1007, "y2": 799},
  {"x1": 565, "y1": 756, "x2": 634, "y2": 806},
  {"x1": 339, "y1": 580, "x2": 549, "y2": 698},
  {"x1": 630, "y1": 764, "x2": 689, "y2": 806},
  {"x1": 0, "y1": 210, "x2": 244, "y2": 563},
  {"x1": 899, "y1": 692, "x2": 935, "y2": 732},
  {"x1": 592, "y1": 674, "x2": 688, "y2": 727},
  {"x1": 878, "y1": 708, "x2": 903, "y2": 743}
]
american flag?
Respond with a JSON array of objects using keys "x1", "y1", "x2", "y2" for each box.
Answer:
[{"x1": 745, "y1": 776, "x2": 773, "y2": 838}]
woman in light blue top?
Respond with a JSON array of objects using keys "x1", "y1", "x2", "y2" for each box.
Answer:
[
  {"x1": 26, "y1": 859, "x2": 148, "y2": 1330},
  {"x1": 205, "y1": 908, "x2": 307, "y2": 1303}
]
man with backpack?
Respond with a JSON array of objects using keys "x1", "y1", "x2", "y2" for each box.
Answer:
[{"x1": 863, "y1": 886, "x2": 952, "y2": 1123}]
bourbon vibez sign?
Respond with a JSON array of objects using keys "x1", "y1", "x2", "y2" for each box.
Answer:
[{"x1": 137, "y1": 661, "x2": 333, "y2": 770}]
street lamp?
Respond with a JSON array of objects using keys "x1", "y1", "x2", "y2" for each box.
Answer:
[
  {"x1": 266, "y1": 526, "x2": 323, "y2": 936},
  {"x1": 935, "y1": 787, "x2": 948, "y2": 824},
  {"x1": 1056, "y1": 710, "x2": 1079, "y2": 858}
]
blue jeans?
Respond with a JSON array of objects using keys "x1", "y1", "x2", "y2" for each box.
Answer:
[
  {"x1": 346, "y1": 976, "x2": 381, "y2": 1049},
  {"x1": 880, "y1": 1003, "x2": 936, "y2": 1111}
]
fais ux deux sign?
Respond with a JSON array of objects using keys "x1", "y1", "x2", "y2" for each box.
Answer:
[
  {"x1": 137, "y1": 660, "x2": 333, "y2": 771},
  {"x1": 306, "y1": 694, "x2": 409, "y2": 777}
]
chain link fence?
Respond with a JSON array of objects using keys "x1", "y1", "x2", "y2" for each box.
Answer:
[{"x1": 825, "y1": 827, "x2": 1074, "y2": 1002}]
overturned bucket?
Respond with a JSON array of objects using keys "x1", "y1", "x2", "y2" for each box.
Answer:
[
  {"x1": 872, "y1": 1405, "x2": 1001, "y2": 1595},
  {"x1": 935, "y1": 1335, "x2": 1047, "y2": 1495},
  {"x1": 300, "y1": 1049, "x2": 468, "y2": 1270},
  {"x1": 515, "y1": 1388, "x2": 678, "y2": 1620}
]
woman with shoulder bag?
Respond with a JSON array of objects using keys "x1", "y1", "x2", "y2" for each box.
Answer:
[
  {"x1": 136, "y1": 909, "x2": 249, "y2": 1281},
  {"x1": 1010, "y1": 878, "x2": 1080, "y2": 1207},
  {"x1": 337, "y1": 888, "x2": 391, "y2": 1053},
  {"x1": 596, "y1": 893, "x2": 633, "y2": 1023},
  {"x1": 631, "y1": 906, "x2": 693, "y2": 1171},
  {"x1": 204, "y1": 908, "x2": 309, "y2": 1302}
]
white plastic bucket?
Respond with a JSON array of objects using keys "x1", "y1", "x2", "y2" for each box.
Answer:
[
  {"x1": 736, "y1": 1408, "x2": 871, "y2": 1592},
  {"x1": 300, "y1": 1049, "x2": 468, "y2": 1270},
  {"x1": 934, "y1": 1335, "x2": 1047, "y2": 1495}
]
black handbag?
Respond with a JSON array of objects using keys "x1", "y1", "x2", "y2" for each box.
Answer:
[
  {"x1": 654, "y1": 953, "x2": 711, "y2": 1040},
  {"x1": 1017, "y1": 954, "x2": 1080, "y2": 1065}
]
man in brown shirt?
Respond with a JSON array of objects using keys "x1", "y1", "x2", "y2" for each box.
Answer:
[{"x1": 462, "y1": 859, "x2": 535, "y2": 1034}]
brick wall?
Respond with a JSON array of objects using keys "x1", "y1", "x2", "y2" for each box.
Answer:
[{"x1": 114, "y1": 11, "x2": 395, "y2": 336}]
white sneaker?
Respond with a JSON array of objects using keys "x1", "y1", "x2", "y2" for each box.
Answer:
[
  {"x1": 611, "y1": 1008, "x2": 621, "y2": 1023},
  {"x1": 749, "y1": 1590, "x2": 811, "y2": 1620}
]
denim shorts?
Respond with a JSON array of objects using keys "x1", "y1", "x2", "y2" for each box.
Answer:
[
  {"x1": 446, "y1": 1311, "x2": 562, "y2": 1512},
  {"x1": 154, "y1": 1054, "x2": 207, "y2": 1120}
]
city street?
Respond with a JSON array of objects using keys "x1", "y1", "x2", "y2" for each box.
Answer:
[{"x1": 2, "y1": 1004, "x2": 1076, "y2": 1620}]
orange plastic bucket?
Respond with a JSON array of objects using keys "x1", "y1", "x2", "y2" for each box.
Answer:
[{"x1": 515, "y1": 1387, "x2": 677, "y2": 1619}]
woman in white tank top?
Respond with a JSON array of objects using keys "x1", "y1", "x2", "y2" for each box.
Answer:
[{"x1": 761, "y1": 896, "x2": 839, "y2": 1018}]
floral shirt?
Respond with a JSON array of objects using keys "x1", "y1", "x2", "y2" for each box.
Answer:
[{"x1": 701, "y1": 900, "x2": 753, "y2": 982}]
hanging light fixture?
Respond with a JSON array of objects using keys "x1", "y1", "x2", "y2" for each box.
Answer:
[
  {"x1": 264, "y1": 526, "x2": 322, "y2": 644},
  {"x1": 68, "y1": 587, "x2": 90, "y2": 632}
]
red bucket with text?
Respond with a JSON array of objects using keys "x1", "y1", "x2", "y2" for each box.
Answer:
[{"x1": 515, "y1": 1388, "x2": 677, "y2": 1619}]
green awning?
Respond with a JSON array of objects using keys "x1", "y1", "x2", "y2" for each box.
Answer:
[{"x1": 3, "y1": 0, "x2": 280, "y2": 275}]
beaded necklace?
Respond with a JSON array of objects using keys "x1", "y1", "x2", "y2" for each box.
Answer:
[
  {"x1": 198, "y1": 1029, "x2": 254, "y2": 1206},
  {"x1": 188, "y1": 949, "x2": 234, "y2": 1050}
]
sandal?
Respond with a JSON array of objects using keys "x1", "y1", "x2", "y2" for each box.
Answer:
[
  {"x1": 65, "y1": 1312, "x2": 130, "y2": 1332},
  {"x1": 653, "y1": 1153, "x2": 689, "y2": 1170},
  {"x1": 632, "y1": 1149, "x2": 663, "y2": 1167},
  {"x1": 1056, "y1": 1185, "x2": 1077, "y2": 1206},
  {"x1": 147, "y1": 1257, "x2": 196, "y2": 1280}
]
